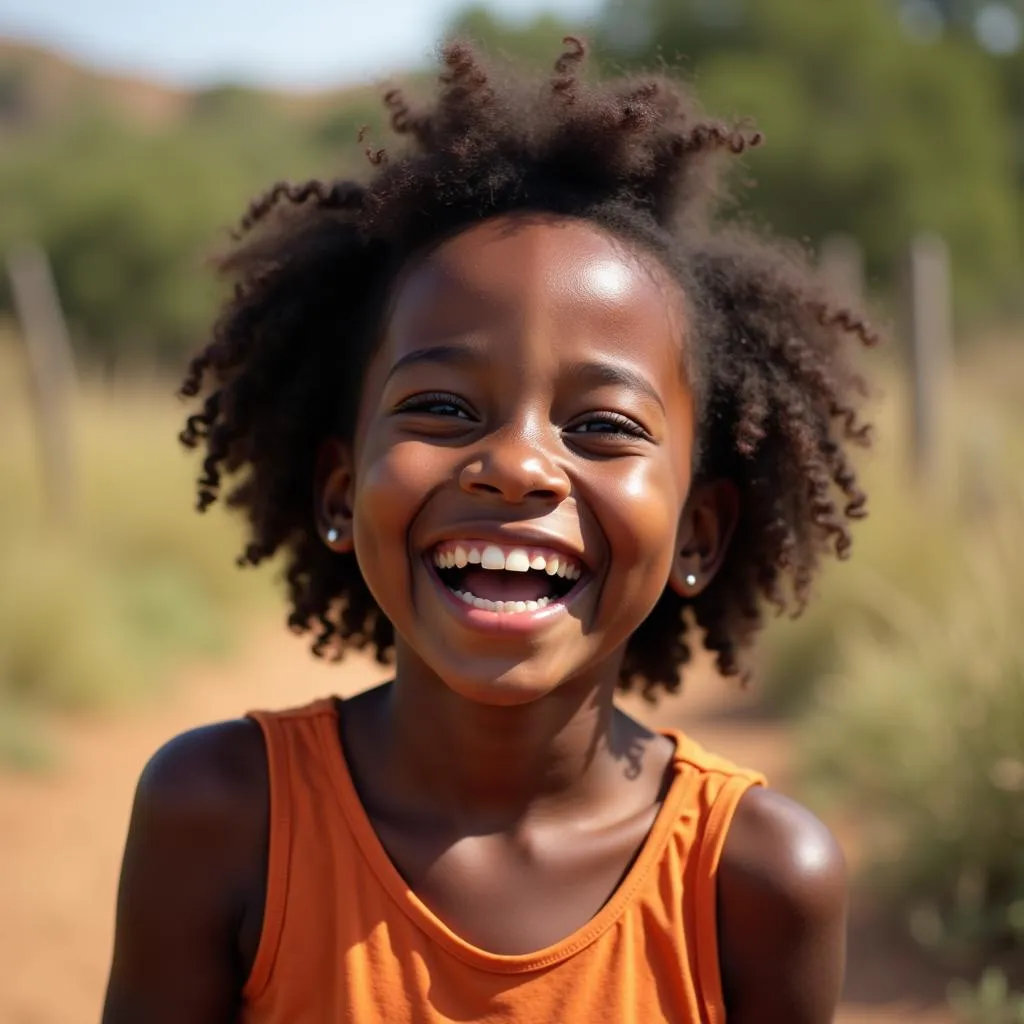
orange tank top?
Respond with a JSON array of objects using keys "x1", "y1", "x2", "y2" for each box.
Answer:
[{"x1": 242, "y1": 698, "x2": 765, "y2": 1024}]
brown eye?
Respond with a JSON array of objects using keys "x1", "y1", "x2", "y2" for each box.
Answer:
[
  {"x1": 567, "y1": 413, "x2": 651, "y2": 440},
  {"x1": 394, "y1": 393, "x2": 474, "y2": 419}
]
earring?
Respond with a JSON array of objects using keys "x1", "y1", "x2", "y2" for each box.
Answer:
[
  {"x1": 685, "y1": 573, "x2": 697, "y2": 588},
  {"x1": 326, "y1": 528, "x2": 339, "y2": 544}
]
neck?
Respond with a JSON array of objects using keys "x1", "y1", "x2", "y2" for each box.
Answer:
[{"x1": 383, "y1": 644, "x2": 632, "y2": 828}]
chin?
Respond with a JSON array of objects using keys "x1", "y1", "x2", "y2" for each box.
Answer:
[{"x1": 430, "y1": 657, "x2": 574, "y2": 708}]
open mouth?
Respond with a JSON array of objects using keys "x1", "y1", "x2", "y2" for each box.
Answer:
[{"x1": 430, "y1": 541, "x2": 584, "y2": 615}]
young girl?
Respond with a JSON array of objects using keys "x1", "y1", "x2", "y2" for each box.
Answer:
[{"x1": 103, "y1": 39, "x2": 876, "y2": 1024}]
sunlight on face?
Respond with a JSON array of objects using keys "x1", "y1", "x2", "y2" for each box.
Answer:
[
  {"x1": 620, "y1": 464, "x2": 648, "y2": 500},
  {"x1": 584, "y1": 259, "x2": 635, "y2": 302}
]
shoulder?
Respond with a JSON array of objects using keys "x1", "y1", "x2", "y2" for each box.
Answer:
[
  {"x1": 126, "y1": 719, "x2": 270, "y2": 954},
  {"x1": 103, "y1": 721, "x2": 270, "y2": 1021},
  {"x1": 715, "y1": 786, "x2": 848, "y2": 1024},
  {"x1": 136, "y1": 717, "x2": 268, "y2": 817},
  {"x1": 719, "y1": 785, "x2": 847, "y2": 904}
]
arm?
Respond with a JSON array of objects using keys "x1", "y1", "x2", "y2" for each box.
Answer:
[
  {"x1": 717, "y1": 786, "x2": 848, "y2": 1024},
  {"x1": 102, "y1": 720, "x2": 269, "y2": 1024}
]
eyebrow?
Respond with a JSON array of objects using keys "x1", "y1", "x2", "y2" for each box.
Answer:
[
  {"x1": 385, "y1": 346, "x2": 665, "y2": 411},
  {"x1": 384, "y1": 345, "x2": 481, "y2": 383},
  {"x1": 563, "y1": 360, "x2": 666, "y2": 412}
]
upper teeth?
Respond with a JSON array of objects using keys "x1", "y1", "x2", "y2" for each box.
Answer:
[{"x1": 432, "y1": 542, "x2": 582, "y2": 580}]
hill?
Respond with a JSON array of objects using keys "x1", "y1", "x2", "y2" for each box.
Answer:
[
  {"x1": 0, "y1": 38, "x2": 189, "y2": 130},
  {"x1": 0, "y1": 37, "x2": 385, "y2": 134}
]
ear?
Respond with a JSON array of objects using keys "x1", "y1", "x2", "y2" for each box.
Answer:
[
  {"x1": 314, "y1": 439, "x2": 356, "y2": 554},
  {"x1": 668, "y1": 479, "x2": 740, "y2": 598}
]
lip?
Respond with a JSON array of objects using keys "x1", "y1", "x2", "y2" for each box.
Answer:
[
  {"x1": 424, "y1": 557, "x2": 590, "y2": 635},
  {"x1": 420, "y1": 523, "x2": 590, "y2": 572}
]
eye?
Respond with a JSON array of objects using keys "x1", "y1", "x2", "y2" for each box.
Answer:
[
  {"x1": 566, "y1": 412, "x2": 652, "y2": 441},
  {"x1": 393, "y1": 392, "x2": 474, "y2": 419}
]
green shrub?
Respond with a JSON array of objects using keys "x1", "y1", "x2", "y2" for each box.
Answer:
[
  {"x1": 0, "y1": 705, "x2": 58, "y2": 773},
  {"x1": 797, "y1": 484, "x2": 1024, "y2": 959},
  {"x1": 949, "y1": 969, "x2": 1024, "y2": 1024},
  {"x1": 758, "y1": 361, "x2": 1023, "y2": 713},
  {"x1": 0, "y1": 341, "x2": 279, "y2": 765}
]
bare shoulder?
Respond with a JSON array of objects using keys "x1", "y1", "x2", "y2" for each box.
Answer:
[
  {"x1": 102, "y1": 719, "x2": 269, "y2": 1024},
  {"x1": 136, "y1": 717, "x2": 268, "y2": 821},
  {"x1": 128, "y1": 717, "x2": 271, "y2": 958},
  {"x1": 716, "y1": 786, "x2": 848, "y2": 1024},
  {"x1": 720, "y1": 785, "x2": 847, "y2": 906}
]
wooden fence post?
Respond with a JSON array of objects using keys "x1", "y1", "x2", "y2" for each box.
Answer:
[
  {"x1": 6, "y1": 243, "x2": 78, "y2": 526},
  {"x1": 902, "y1": 233, "x2": 954, "y2": 494}
]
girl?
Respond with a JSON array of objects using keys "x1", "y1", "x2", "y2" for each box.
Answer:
[{"x1": 103, "y1": 39, "x2": 876, "y2": 1024}]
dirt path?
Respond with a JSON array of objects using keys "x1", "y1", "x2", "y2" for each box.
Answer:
[{"x1": 0, "y1": 623, "x2": 954, "y2": 1023}]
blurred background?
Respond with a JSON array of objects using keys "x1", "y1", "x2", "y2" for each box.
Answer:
[{"x1": 0, "y1": 1, "x2": 1021, "y2": 1022}]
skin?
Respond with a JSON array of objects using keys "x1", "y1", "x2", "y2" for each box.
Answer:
[{"x1": 102, "y1": 214, "x2": 847, "y2": 1023}]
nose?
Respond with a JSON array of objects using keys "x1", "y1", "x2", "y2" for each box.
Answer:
[{"x1": 458, "y1": 429, "x2": 570, "y2": 505}]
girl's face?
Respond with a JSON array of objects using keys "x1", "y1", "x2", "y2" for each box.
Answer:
[{"x1": 336, "y1": 214, "x2": 705, "y2": 705}]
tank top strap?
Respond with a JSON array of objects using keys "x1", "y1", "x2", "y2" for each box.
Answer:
[
  {"x1": 244, "y1": 697, "x2": 342, "y2": 1002},
  {"x1": 659, "y1": 729, "x2": 767, "y2": 1024}
]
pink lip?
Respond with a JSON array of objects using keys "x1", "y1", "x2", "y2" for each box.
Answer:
[{"x1": 424, "y1": 559, "x2": 588, "y2": 636}]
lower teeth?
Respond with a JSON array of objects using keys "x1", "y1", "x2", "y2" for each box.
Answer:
[{"x1": 452, "y1": 590, "x2": 550, "y2": 614}]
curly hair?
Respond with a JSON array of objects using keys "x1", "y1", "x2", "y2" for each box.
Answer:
[{"x1": 179, "y1": 38, "x2": 877, "y2": 700}]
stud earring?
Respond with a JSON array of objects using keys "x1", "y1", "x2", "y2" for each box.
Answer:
[
  {"x1": 685, "y1": 573, "x2": 698, "y2": 588},
  {"x1": 326, "y1": 528, "x2": 339, "y2": 544}
]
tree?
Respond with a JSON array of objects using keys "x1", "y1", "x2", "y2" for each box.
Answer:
[
  {"x1": 590, "y1": 0, "x2": 1021, "y2": 321},
  {"x1": 0, "y1": 97, "x2": 339, "y2": 366}
]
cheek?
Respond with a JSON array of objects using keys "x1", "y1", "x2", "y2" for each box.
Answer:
[
  {"x1": 597, "y1": 460, "x2": 686, "y2": 580},
  {"x1": 352, "y1": 439, "x2": 438, "y2": 584}
]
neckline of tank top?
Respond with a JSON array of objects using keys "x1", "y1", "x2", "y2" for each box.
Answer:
[{"x1": 308, "y1": 695, "x2": 696, "y2": 975}]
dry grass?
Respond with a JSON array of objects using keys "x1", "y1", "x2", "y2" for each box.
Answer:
[
  {"x1": 0, "y1": 335, "x2": 279, "y2": 765},
  {"x1": 781, "y1": 334, "x2": 1024, "y2": 972},
  {"x1": 757, "y1": 342, "x2": 1024, "y2": 713},
  {"x1": 798, "y1": 481, "x2": 1024, "y2": 959}
]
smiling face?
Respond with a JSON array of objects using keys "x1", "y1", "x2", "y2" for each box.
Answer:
[{"x1": 324, "y1": 214, "x2": 706, "y2": 705}]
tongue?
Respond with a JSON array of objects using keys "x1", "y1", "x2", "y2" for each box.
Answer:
[{"x1": 459, "y1": 569, "x2": 555, "y2": 602}]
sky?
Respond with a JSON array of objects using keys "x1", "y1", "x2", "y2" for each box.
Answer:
[{"x1": 0, "y1": 0, "x2": 603, "y2": 90}]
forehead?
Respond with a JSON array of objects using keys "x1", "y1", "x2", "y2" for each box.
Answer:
[{"x1": 385, "y1": 214, "x2": 688, "y2": 368}]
